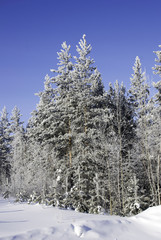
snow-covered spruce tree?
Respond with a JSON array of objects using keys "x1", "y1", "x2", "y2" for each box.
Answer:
[
  {"x1": 89, "y1": 70, "x2": 114, "y2": 214},
  {"x1": 124, "y1": 174, "x2": 141, "y2": 216},
  {"x1": 92, "y1": 117, "x2": 119, "y2": 215},
  {"x1": 25, "y1": 42, "x2": 75, "y2": 205},
  {"x1": 0, "y1": 107, "x2": 11, "y2": 192},
  {"x1": 25, "y1": 74, "x2": 57, "y2": 202},
  {"x1": 28, "y1": 74, "x2": 55, "y2": 144},
  {"x1": 65, "y1": 35, "x2": 112, "y2": 213},
  {"x1": 129, "y1": 56, "x2": 156, "y2": 207},
  {"x1": 153, "y1": 45, "x2": 161, "y2": 105},
  {"x1": 21, "y1": 36, "x2": 113, "y2": 213},
  {"x1": 107, "y1": 81, "x2": 136, "y2": 215},
  {"x1": 46, "y1": 41, "x2": 75, "y2": 207},
  {"x1": 152, "y1": 45, "x2": 161, "y2": 205},
  {"x1": 9, "y1": 106, "x2": 26, "y2": 199},
  {"x1": 129, "y1": 56, "x2": 150, "y2": 119},
  {"x1": 143, "y1": 98, "x2": 161, "y2": 206}
]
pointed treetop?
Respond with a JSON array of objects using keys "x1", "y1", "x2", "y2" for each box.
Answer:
[
  {"x1": 130, "y1": 56, "x2": 146, "y2": 88},
  {"x1": 11, "y1": 106, "x2": 22, "y2": 119},
  {"x1": 57, "y1": 41, "x2": 71, "y2": 65},
  {"x1": 0, "y1": 106, "x2": 10, "y2": 131},
  {"x1": 91, "y1": 69, "x2": 104, "y2": 96},
  {"x1": 74, "y1": 35, "x2": 95, "y2": 78},
  {"x1": 132, "y1": 56, "x2": 142, "y2": 75},
  {"x1": 10, "y1": 106, "x2": 23, "y2": 130},
  {"x1": 75, "y1": 34, "x2": 92, "y2": 60},
  {"x1": 152, "y1": 46, "x2": 161, "y2": 103},
  {"x1": 50, "y1": 41, "x2": 72, "y2": 74},
  {"x1": 129, "y1": 56, "x2": 149, "y2": 111},
  {"x1": 1, "y1": 106, "x2": 8, "y2": 121},
  {"x1": 153, "y1": 45, "x2": 161, "y2": 77},
  {"x1": 35, "y1": 74, "x2": 54, "y2": 109}
]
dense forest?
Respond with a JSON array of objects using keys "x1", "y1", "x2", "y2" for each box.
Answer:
[{"x1": 0, "y1": 35, "x2": 161, "y2": 216}]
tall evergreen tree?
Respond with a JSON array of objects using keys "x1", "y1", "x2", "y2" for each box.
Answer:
[
  {"x1": 48, "y1": 41, "x2": 74, "y2": 206},
  {"x1": 9, "y1": 106, "x2": 26, "y2": 196},
  {"x1": 152, "y1": 44, "x2": 161, "y2": 205},
  {"x1": 153, "y1": 45, "x2": 161, "y2": 105},
  {"x1": 129, "y1": 56, "x2": 157, "y2": 206},
  {"x1": 25, "y1": 74, "x2": 56, "y2": 201},
  {"x1": 107, "y1": 80, "x2": 136, "y2": 215},
  {"x1": 25, "y1": 42, "x2": 74, "y2": 206},
  {"x1": 145, "y1": 98, "x2": 161, "y2": 206},
  {"x1": 129, "y1": 56, "x2": 149, "y2": 119},
  {"x1": 67, "y1": 35, "x2": 112, "y2": 213},
  {"x1": 0, "y1": 107, "x2": 11, "y2": 191}
]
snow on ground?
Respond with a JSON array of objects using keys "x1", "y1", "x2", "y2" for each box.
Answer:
[{"x1": 0, "y1": 198, "x2": 161, "y2": 240}]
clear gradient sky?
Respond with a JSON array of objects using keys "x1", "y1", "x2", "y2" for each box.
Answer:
[{"x1": 0, "y1": 0, "x2": 161, "y2": 124}]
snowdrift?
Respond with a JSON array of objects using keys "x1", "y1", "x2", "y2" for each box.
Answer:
[{"x1": 0, "y1": 198, "x2": 161, "y2": 240}]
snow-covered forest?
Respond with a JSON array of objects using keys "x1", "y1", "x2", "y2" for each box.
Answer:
[{"x1": 0, "y1": 35, "x2": 161, "y2": 216}]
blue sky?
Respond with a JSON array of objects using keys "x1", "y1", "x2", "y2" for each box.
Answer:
[{"x1": 0, "y1": 0, "x2": 161, "y2": 124}]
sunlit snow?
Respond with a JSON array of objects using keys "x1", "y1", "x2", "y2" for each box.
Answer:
[{"x1": 0, "y1": 198, "x2": 161, "y2": 240}]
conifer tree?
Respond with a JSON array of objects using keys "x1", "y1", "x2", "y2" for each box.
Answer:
[
  {"x1": 48, "y1": 41, "x2": 74, "y2": 206},
  {"x1": 26, "y1": 42, "x2": 74, "y2": 206},
  {"x1": 152, "y1": 44, "x2": 161, "y2": 205},
  {"x1": 129, "y1": 56, "x2": 149, "y2": 119},
  {"x1": 0, "y1": 107, "x2": 11, "y2": 190},
  {"x1": 107, "y1": 81, "x2": 136, "y2": 215},
  {"x1": 67, "y1": 35, "x2": 112, "y2": 213},
  {"x1": 9, "y1": 106, "x2": 26, "y2": 197},
  {"x1": 25, "y1": 74, "x2": 56, "y2": 201},
  {"x1": 144, "y1": 98, "x2": 161, "y2": 206},
  {"x1": 153, "y1": 45, "x2": 161, "y2": 107},
  {"x1": 129, "y1": 56, "x2": 157, "y2": 206}
]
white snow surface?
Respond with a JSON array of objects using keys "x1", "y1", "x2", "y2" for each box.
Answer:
[{"x1": 0, "y1": 197, "x2": 161, "y2": 240}]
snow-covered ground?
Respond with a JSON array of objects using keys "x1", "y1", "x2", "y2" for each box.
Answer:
[{"x1": 0, "y1": 198, "x2": 161, "y2": 240}]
